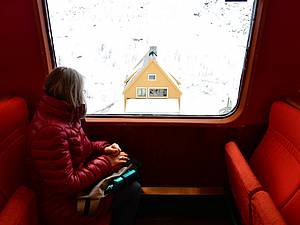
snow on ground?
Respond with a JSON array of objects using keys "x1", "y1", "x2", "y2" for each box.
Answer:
[
  {"x1": 47, "y1": 0, "x2": 255, "y2": 115},
  {"x1": 126, "y1": 99, "x2": 180, "y2": 114}
]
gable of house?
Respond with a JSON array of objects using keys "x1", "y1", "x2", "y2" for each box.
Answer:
[{"x1": 124, "y1": 60, "x2": 181, "y2": 99}]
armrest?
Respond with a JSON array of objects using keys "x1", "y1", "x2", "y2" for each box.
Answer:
[
  {"x1": 251, "y1": 191, "x2": 287, "y2": 225},
  {"x1": 0, "y1": 186, "x2": 39, "y2": 225},
  {"x1": 225, "y1": 141, "x2": 263, "y2": 225},
  {"x1": 225, "y1": 141, "x2": 263, "y2": 195}
]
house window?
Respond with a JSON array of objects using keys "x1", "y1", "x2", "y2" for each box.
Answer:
[
  {"x1": 136, "y1": 87, "x2": 147, "y2": 98},
  {"x1": 148, "y1": 74, "x2": 156, "y2": 81},
  {"x1": 149, "y1": 88, "x2": 168, "y2": 98},
  {"x1": 45, "y1": 0, "x2": 257, "y2": 116}
]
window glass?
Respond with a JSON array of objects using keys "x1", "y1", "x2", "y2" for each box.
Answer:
[
  {"x1": 46, "y1": 0, "x2": 256, "y2": 115},
  {"x1": 136, "y1": 87, "x2": 147, "y2": 98},
  {"x1": 148, "y1": 74, "x2": 156, "y2": 81},
  {"x1": 149, "y1": 88, "x2": 168, "y2": 98}
]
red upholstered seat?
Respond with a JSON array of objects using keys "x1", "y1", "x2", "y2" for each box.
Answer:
[
  {"x1": 0, "y1": 97, "x2": 39, "y2": 225},
  {"x1": 251, "y1": 191, "x2": 286, "y2": 225},
  {"x1": 225, "y1": 101, "x2": 300, "y2": 225},
  {"x1": 250, "y1": 101, "x2": 300, "y2": 208},
  {"x1": 280, "y1": 190, "x2": 300, "y2": 225},
  {"x1": 250, "y1": 101, "x2": 300, "y2": 225},
  {"x1": 225, "y1": 141, "x2": 263, "y2": 225},
  {"x1": 0, "y1": 186, "x2": 39, "y2": 225}
]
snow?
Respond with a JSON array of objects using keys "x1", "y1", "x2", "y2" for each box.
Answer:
[
  {"x1": 46, "y1": 0, "x2": 255, "y2": 115},
  {"x1": 126, "y1": 99, "x2": 180, "y2": 114}
]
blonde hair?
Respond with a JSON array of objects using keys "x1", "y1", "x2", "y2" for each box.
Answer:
[{"x1": 44, "y1": 67, "x2": 85, "y2": 109}]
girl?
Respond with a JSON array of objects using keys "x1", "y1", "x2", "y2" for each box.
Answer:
[{"x1": 29, "y1": 67, "x2": 140, "y2": 225}]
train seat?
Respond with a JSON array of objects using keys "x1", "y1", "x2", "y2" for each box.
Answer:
[
  {"x1": 251, "y1": 191, "x2": 286, "y2": 225},
  {"x1": 0, "y1": 97, "x2": 39, "y2": 225},
  {"x1": 225, "y1": 100, "x2": 300, "y2": 225}
]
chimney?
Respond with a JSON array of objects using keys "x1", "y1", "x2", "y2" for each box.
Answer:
[
  {"x1": 143, "y1": 46, "x2": 157, "y2": 66},
  {"x1": 148, "y1": 46, "x2": 157, "y2": 59}
]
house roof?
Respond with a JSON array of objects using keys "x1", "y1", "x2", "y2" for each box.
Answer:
[
  {"x1": 124, "y1": 47, "x2": 181, "y2": 95},
  {"x1": 123, "y1": 59, "x2": 181, "y2": 94}
]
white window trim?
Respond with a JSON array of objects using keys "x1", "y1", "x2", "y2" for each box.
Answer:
[
  {"x1": 148, "y1": 73, "x2": 156, "y2": 81},
  {"x1": 148, "y1": 87, "x2": 168, "y2": 98},
  {"x1": 136, "y1": 87, "x2": 147, "y2": 98}
]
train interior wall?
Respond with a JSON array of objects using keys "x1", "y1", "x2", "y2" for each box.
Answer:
[{"x1": 0, "y1": 0, "x2": 300, "y2": 224}]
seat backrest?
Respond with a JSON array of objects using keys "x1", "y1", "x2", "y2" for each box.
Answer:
[
  {"x1": 250, "y1": 101, "x2": 300, "y2": 225},
  {"x1": 0, "y1": 97, "x2": 29, "y2": 211}
]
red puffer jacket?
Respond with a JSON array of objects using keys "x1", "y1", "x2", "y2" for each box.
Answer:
[{"x1": 29, "y1": 95, "x2": 113, "y2": 225}]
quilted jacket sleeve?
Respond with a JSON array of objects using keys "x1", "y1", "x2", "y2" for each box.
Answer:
[
  {"x1": 30, "y1": 125, "x2": 113, "y2": 195},
  {"x1": 91, "y1": 140, "x2": 110, "y2": 154},
  {"x1": 80, "y1": 127, "x2": 110, "y2": 155}
]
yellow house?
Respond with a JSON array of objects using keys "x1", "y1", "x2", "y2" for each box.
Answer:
[{"x1": 123, "y1": 47, "x2": 182, "y2": 111}]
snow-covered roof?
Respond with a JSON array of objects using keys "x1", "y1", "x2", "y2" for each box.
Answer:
[{"x1": 124, "y1": 47, "x2": 181, "y2": 92}]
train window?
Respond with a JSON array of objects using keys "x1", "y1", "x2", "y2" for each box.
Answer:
[{"x1": 45, "y1": 0, "x2": 256, "y2": 116}]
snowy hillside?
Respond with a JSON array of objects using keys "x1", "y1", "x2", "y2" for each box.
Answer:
[{"x1": 47, "y1": 0, "x2": 255, "y2": 115}]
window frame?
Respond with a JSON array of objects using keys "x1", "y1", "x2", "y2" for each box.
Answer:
[
  {"x1": 35, "y1": 0, "x2": 265, "y2": 124},
  {"x1": 148, "y1": 87, "x2": 168, "y2": 98},
  {"x1": 148, "y1": 73, "x2": 157, "y2": 81},
  {"x1": 136, "y1": 87, "x2": 147, "y2": 98}
]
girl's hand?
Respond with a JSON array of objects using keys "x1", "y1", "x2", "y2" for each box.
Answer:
[
  {"x1": 104, "y1": 143, "x2": 121, "y2": 155},
  {"x1": 106, "y1": 151, "x2": 129, "y2": 167}
]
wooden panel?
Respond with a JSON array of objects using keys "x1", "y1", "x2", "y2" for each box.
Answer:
[
  {"x1": 142, "y1": 187, "x2": 224, "y2": 196},
  {"x1": 84, "y1": 124, "x2": 265, "y2": 186}
]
